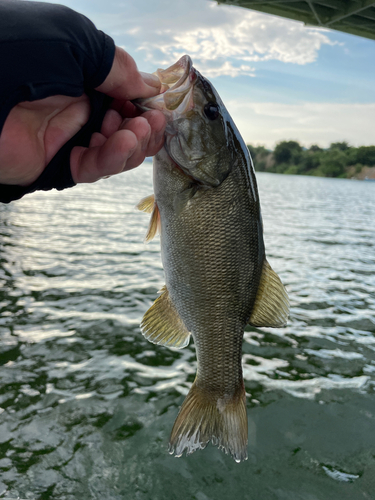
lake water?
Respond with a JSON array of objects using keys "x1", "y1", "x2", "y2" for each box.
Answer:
[{"x1": 0, "y1": 164, "x2": 374, "y2": 499}]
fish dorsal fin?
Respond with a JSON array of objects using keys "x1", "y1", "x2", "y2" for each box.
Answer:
[
  {"x1": 136, "y1": 194, "x2": 155, "y2": 213},
  {"x1": 141, "y1": 286, "x2": 191, "y2": 349},
  {"x1": 144, "y1": 202, "x2": 160, "y2": 242},
  {"x1": 249, "y1": 259, "x2": 289, "y2": 328}
]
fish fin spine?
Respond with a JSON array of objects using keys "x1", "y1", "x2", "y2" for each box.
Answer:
[
  {"x1": 141, "y1": 285, "x2": 191, "y2": 349},
  {"x1": 249, "y1": 259, "x2": 290, "y2": 328},
  {"x1": 169, "y1": 382, "x2": 248, "y2": 463}
]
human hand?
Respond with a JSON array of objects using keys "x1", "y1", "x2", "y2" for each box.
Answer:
[{"x1": 0, "y1": 47, "x2": 166, "y2": 186}]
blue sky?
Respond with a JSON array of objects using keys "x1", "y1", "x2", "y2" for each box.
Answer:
[{"x1": 41, "y1": 0, "x2": 375, "y2": 148}]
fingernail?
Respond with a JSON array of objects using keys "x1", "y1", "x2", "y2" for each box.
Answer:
[{"x1": 140, "y1": 72, "x2": 161, "y2": 89}]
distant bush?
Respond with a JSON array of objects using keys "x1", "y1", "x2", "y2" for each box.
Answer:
[{"x1": 247, "y1": 140, "x2": 375, "y2": 179}]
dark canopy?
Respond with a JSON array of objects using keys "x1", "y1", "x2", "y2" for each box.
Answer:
[{"x1": 217, "y1": 0, "x2": 375, "y2": 40}]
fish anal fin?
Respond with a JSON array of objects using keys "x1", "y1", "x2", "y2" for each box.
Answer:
[
  {"x1": 249, "y1": 259, "x2": 290, "y2": 328},
  {"x1": 136, "y1": 194, "x2": 155, "y2": 213},
  {"x1": 169, "y1": 382, "x2": 248, "y2": 463},
  {"x1": 145, "y1": 202, "x2": 160, "y2": 243},
  {"x1": 141, "y1": 286, "x2": 190, "y2": 349}
]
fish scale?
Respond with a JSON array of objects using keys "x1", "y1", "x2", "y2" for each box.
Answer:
[
  {"x1": 135, "y1": 55, "x2": 289, "y2": 462},
  {"x1": 157, "y1": 154, "x2": 261, "y2": 398}
]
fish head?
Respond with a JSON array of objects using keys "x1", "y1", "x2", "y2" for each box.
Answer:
[{"x1": 134, "y1": 55, "x2": 237, "y2": 187}]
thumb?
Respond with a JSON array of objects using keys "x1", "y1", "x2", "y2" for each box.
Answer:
[{"x1": 95, "y1": 46, "x2": 162, "y2": 101}]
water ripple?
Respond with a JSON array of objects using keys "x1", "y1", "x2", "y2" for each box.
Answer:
[{"x1": 0, "y1": 167, "x2": 375, "y2": 498}]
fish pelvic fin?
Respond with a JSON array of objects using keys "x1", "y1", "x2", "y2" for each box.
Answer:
[
  {"x1": 169, "y1": 382, "x2": 248, "y2": 463},
  {"x1": 145, "y1": 202, "x2": 160, "y2": 242},
  {"x1": 249, "y1": 259, "x2": 290, "y2": 328},
  {"x1": 136, "y1": 194, "x2": 155, "y2": 213},
  {"x1": 141, "y1": 286, "x2": 191, "y2": 349},
  {"x1": 136, "y1": 194, "x2": 160, "y2": 242}
]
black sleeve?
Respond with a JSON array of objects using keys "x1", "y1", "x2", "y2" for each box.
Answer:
[{"x1": 0, "y1": 0, "x2": 116, "y2": 203}]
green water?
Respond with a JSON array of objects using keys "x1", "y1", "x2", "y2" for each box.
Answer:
[{"x1": 0, "y1": 164, "x2": 375, "y2": 499}]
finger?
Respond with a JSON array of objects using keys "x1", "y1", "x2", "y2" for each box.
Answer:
[
  {"x1": 96, "y1": 116, "x2": 152, "y2": 174},
  {"x1": 95, "y1": 46, "x2": 162, "y2": 101},
  {"x1": 115, "y1": 117, "x2": 151, "y2": 171},
  {"x1": 139, "y1": 110, "x2": 166, "y2": 157},
  {"x1": 100, "y1": 109, "x2": 123, "y2": 138},
  {"x1": 110, "y1": 100, "x2": 139, "y2": 119},
  {"x1": 71, "y1": 111, "x2": 166, "y2": 184},
  {"x1": 70, "y1": 129, "x2": 138, "y2": 184},
  {"x1": 89, "y1": 132, "x2": 107, "y2": 148},
  {"x1": 101, "y1": 108, "x2": 165, "y2": 149},
  {"x1": 116, "y1": 111, "x2": 166, "y2": 171},
  {"x1": 120, "y1": 116, "x2": 151, "y2": 150}
]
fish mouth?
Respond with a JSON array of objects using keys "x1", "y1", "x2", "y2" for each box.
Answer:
[{"x1": 133, "y1": 55, "x2": 196, "y2": 119}]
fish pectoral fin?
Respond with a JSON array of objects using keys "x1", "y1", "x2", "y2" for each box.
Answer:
[
  {"x1": 141, "y1": 285, "x2": 191, "y2": 349},
  {"x1": 249, "y1": 259, "x2": 290, "y2": 328},
  {"x1": 173, "y1": 185, "x2": 199, "y2": 216},
  {"x1": 144, "y1": 202, "x2": 160, "y2": 243},
  {"x1": 136, "y1": 194, "x2": 155, "y2": 213}
]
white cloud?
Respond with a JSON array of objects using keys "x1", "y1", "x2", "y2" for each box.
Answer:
[
  {"x1": 155, "y1": 14, "x2": 334, "y2": 70},
  {"x1": 80, "y1": 0, "x2": 336, "y2": 78},
  {"x1": 196, "y1": 61, "x2": 255, "y2": 78},
  {"x1": 225, "y1": 101, "x2": 375, "y2": 148}
]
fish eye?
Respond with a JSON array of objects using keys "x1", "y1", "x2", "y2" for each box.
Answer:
[{"x1": 203, "y1": 102, "x2": 220, "y2": 120}]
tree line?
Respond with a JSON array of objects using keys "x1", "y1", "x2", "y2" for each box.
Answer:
[{"x1": 247, "y1": 141, "x2": 375, "y2": 179}]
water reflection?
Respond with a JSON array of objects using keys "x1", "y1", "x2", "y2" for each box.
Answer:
[{"x1": 0, "y1": 167, "x2": 374, "y2": 499}]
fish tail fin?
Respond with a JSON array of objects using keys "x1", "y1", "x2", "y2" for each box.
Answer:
[{"x1": 169, "y1": 381, "x2": 248, "y2": 463}]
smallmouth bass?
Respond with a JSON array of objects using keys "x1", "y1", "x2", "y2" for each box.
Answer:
[{"x1": 134, "y1": 56, "x2": 289, "y2": 462}]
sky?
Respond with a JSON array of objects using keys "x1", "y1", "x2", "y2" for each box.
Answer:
[{"x1": 39, "y1": 0, "x2": 375, "y2": 148}]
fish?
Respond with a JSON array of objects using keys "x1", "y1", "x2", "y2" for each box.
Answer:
[{"x1": 134, "y1": 55, "x2": 289, "y2": 462}]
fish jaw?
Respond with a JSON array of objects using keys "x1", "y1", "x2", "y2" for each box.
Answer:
[
  {"x1": 134, "y1": 57, "x2": 235, "y2": 188},
  {"x1": 132, "y1": 55, "x2": 195, "y2": 119}
]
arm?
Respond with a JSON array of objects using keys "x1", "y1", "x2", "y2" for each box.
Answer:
[{"x1": 0, "y1": 1, "x2": 165, "y2": 202}]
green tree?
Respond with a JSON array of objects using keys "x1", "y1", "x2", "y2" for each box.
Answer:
[
  {"x1": 330, "y1": 141, "x2": 350, "y2": 151},
  {"x1": 309, "y1": 144, "x2": 323, "y2": 153},
  {"x1": 319, "y1": 149, "x2": 348, "y2": 177},
  {"x1": 247, "y1": 141, "x2": 375, "y2": 179},
  {"x1": 352, "y1": 146, "x2": 375, "y2": 166},
  {"x1": 274, "y1": 141, "x2": 302, "y2": 164},
  {"x1": 299, "y1": 150, "x2": 322, "y2": 174}
]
